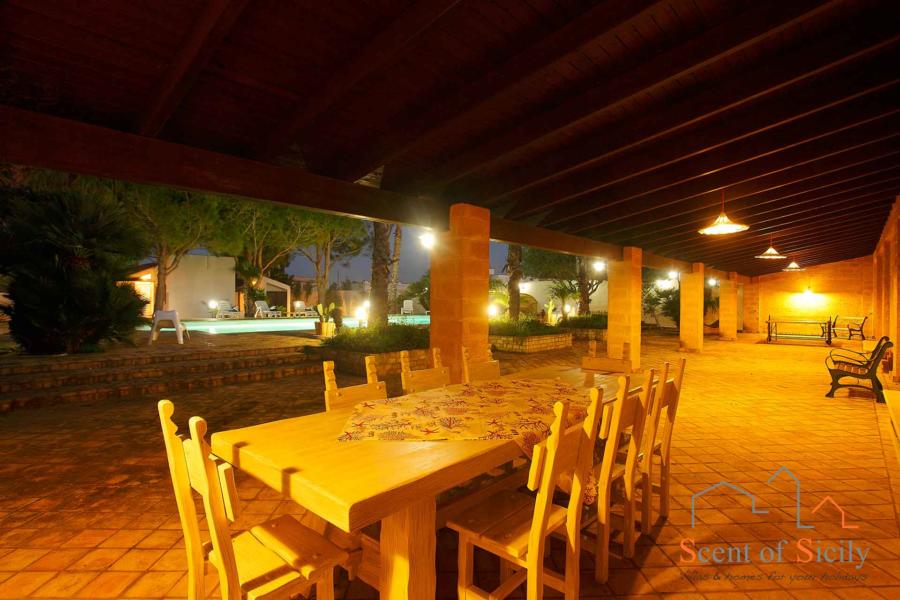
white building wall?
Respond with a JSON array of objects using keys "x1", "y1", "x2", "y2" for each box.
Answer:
[
  {"x1": 517, "y1": 279, "x2": 609, "y2": 313},
  {"x1": 167, "y1": 255, "x2": 236, "y2": 319}
]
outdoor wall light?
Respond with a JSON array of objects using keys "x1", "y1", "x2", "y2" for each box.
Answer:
[
  {"x1": 655, "y1": 278, "x2": 676, "y2": 291},
  {"x1": 592, "y1": 260, "x2": 606, "y2": 272},
  {"x1": 419, "y1": 231, "x2": 435, "y2": 249},
  {"x1": 708, "y1": 277, "x2": 718, "y2": 286},
  {"x1": 487, "y1": 304, "x2": 499, "y2": 317},
  {"x1": 207, "y1": 300, "x2": 218, "y2": 309}
]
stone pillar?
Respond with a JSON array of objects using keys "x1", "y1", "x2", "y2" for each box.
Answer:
[
  {"x1": 680, "y1": 262, "x2": 705, "y2": 352},
  {"x1": 742, "y1": 276, "x2": 760, "y2": 333},
  {"x1": 606, "y1": 246, "x2": 642, "y2": 370},
  {"x1": 429, "y1": 203, "x2": 490, "y2": 383},
  {"x1": 873, "y1": 250, "x2": 882, "y2": 338},
  {"x1": 718, "y1": 272, "x2": 738, "y2": 341},
  {"x1": 892, "y1": 225, "x2": 900, "y2": 382}
]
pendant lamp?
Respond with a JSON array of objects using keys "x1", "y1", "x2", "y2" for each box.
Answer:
[{"x1": 698, "y1": 190, "x2": 749, "y2": 235}]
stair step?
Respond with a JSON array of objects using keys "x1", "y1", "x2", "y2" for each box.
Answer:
[
  {"x1": 0, "y1": 345, "x2": 308, "y2": 377},
  {"x1": 0, "y1": 352, "x2": 316, "y2": 393},
  {"x1": 1, "y1": 361, "x2": 323, "y2": 412}
]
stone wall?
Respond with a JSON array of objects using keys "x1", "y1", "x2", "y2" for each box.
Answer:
[
  {"x1": 565, "y1": 328, "x2": 607, "y2": 341},
  {"x1": 317, "y1": 348, "x2": 431, "y2": 377},
  {"x1": 757, "y1": 256, "x2": 874, "y2": 337},
  {"x1": 489, "y1": 332, "x2": 572, "y2": 353}
]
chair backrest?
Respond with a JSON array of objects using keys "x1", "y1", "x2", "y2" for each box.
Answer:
[
  {"x1": 400, "y1": 348, "x2": 450, "y2": 394},
  {"x1": 638, "y1": 366, "x2": 666, "y2": 474},
  {"x1": 460, "y1": 345, "x2": 501, "y2": 384},
  {"x1": 255, "y1": 300, "x2": 269, "y2": 310},
  {"x1": 595, "y1": 375, "x2": 647, "y2": 496},
  {"x1": 158, "y1": 401, "x2": 241, "y2": 600},
  {"x1": 864, "y1": 338, "x2": 893, "y2": 373},
  {"x1": 323, "y1": 358, "x2": 387, "y2": 411},
  {"x1": 656, "y1": 358, "x2": 686, "y2": 464},
  {"x1": 186, "y1": 414, "x2": 245, "y2": 600},
  {"x1": 402, "y1": 299, "x2": 413, "y2": 312},
  {"x1": 218, "y1": 300, "x2": 236, "y2": 312}
]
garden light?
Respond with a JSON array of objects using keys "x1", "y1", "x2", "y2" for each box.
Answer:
[
  {"x1": 518, "y1": 281, "x2": 529, "y2": 292},
  {"x1": 354, "y1": 306, "x2": 368, "y2": 320},
  {"x1": 667, "y1": 270, "x2": 678, "y2": 280},
  {"x1": 419, "y1": 231, "x2": 435, "y2": 249},
  {"x1": 592, "y1": 260, "x2": 606, "y2": 272},
  {"x1": 708, "y1": 277, "x2": 718, "y2": 286},
  {"x1": 207, "y1": 300, "x2": 218, "y2": 309},
  {"x1": 363, "y1": 299, "x2": 371, "y2": 309},
  {"x1": 293, "y1": 300, "x2": 301, "y2": 309},
  {"x1": 487, "y1": 304, "x2": 499, "y2": 317},
  {"x1": 655, "y1": 278, "x2": 676, "y2": 291}
]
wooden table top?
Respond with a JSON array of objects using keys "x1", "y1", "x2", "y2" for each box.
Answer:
[{"x1": 211, "y1": 368, "x2": 627, "y2": 532}]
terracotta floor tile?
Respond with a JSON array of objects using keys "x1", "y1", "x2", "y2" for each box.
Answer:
[
  {"x1": 0, "y1": 571, "x2": 55, "y2": 598},
  {"x1": 31, "y1": 571, "x2": 97, "y2": 598},
  {"x1": 121, "y1": 571, "x2": 183, "y2": 598}
]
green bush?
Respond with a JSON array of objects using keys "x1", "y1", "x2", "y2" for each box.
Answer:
[
  {"x1": 489, "y1": 319, "x2": 558, "y2": 337},
  {"x1": 556, "y1": 312, "x2": 608, "y2": 330},
  {"x1": 0, "y1": 187, "x2": 149, "y2": 354},
  {"x1": 323, "y1": 324, "x2": 429, "y2": 353}
]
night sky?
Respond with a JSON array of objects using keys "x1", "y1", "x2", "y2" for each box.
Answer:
[{"x1": 285, "y1": 225, "x2": 510, "y2": 283}]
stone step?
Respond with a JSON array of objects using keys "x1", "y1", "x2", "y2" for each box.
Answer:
[
  {"x1": 0, "y1": 351, "x2": 316, "y2": 393},
  {"x1": 0, "y1": 345, "x2": 308, "y2": 377},
  {"x1": 1, "y1": 360, "x2": 323, "y2": 412}
]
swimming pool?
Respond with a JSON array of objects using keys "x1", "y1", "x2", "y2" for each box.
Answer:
[{"x1": 140, "y1": 314, "x2": 430, "y2": 334}]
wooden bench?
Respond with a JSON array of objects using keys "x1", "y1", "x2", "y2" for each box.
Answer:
[{"x1": 825, "y1": 336, "x2": 893, "y2": 403}]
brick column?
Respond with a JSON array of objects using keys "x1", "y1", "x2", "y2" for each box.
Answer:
[
  {"x1": 742, "y1": 276, "x2": 760, "y2": 333},
  {"x1": 892, "y1": 225, "x2": 900, "y2": 382},
  {"x1": 429, "y1": 203, "x2": 490, "y2": 383},
  {"x1": 679, "y1": 263, "x2": 705, "y2": 352},
  {"x1": 873, "y1": 250, "x2": 882, "y2": 338},
  {"x1": 718, "y1": 272, "x2": 738, "y2": 341},
  {"x1": 606, "y1": 246, "x2": 642, "y2": 370}
]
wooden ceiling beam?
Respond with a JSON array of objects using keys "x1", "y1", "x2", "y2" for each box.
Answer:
[
  {"x1": 255, "y1": 0, "x2": 462, "y2": 162},
  {"x1": 322, "y1": 0, "x2": 656, "y2": 182},
  {"x1": 507, "y1": 53, "x2": 900, "y2": 219},
  {"x1": 606, "y1": 158, "x2": 900, "y2": 245},
  {"x1": 558, "y1": 112, "x2": 900, "y2": 234},
  {"x1": 1, "y1": 106, "x2": 449, "y2": 228},
  {"x1": 134, "y1": 0, "x2": 249, "y2": 137},
  {"x1": 397, "y1": 0, "x2": 839, "y2": 193},
  {"x1": 599, "y1": 154, "x2": 900, "y2": 243},
  {"x1": 710, "y1": 239, "x2": 882, "y2": 274},
  {"x1": 466, "y1": 26, "x2": 900, "y2": 205},
  {"x1": 545, "y1": 90, "x2": 900, "y2": 229}
]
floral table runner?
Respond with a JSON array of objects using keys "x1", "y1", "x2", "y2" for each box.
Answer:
[{"x1": 337, "y1": 378, "x2": 591, "y2": 448}]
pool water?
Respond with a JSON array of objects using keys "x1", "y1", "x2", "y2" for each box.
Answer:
[{"x1": 140, "y1": 315, "x2": 430, "y2": 334}]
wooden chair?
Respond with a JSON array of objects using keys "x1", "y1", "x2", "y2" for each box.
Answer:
[
  {"x1": 400, "y1": 348, "x2": 450, "y2": 394},
  {"x1": 581, "y1": 375, "x2": 649, "y2": 583},
  {"x1": 639, "y1": 358, "x2": 686, "y2": 531},
  {"x1": 448, "y1": 391, "x2": 603, "y2": 600},
  {"x1": 460, "y1": 345, "x2": 501, "y2": 383},
  {"x1": 158, "y1": 400, "x2": 348, "y2": 600},
  {"x1": 322, "y1": 357, "x2": 386, "y2": 411}
]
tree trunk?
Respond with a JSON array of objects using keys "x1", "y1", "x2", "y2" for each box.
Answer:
[
  {"x1": 507, "y1": 244, "x2": 523, "y2": 321},
  {"x1": 576, "y1": 257, "x2": 591, "y2": 315},
  {"x1": 388, "y1": 225, "x2": 402, "y2": 313},
  {"x1": 154, "y1": 247, "x2": 169, "y2": 311},
  {"x1": 370, "y1": 222, "x2": 391, "y2": 327}
]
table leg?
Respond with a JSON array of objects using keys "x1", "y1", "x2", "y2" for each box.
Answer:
[{"x1": 380, "y1": 497, "x2": 436, "y2": 599}]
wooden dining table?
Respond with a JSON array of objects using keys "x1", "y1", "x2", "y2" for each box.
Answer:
[{"x1": 210, "y1": 366, "x2": 632, "y2": 599}]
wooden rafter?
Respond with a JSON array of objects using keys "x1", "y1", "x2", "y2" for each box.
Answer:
[
  {"x1": 324, "y1": 0, "x2": 657, "y2": 182},
  {"x1": 134, "y1": 0, "x2": 250, "y2": 136},
  {"x1": 256, "y1": 0, "x2": 463, "y2": 162}
]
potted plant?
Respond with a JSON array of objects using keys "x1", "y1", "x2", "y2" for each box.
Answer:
[{"x1": 315, "y1": 302, "x2": 336, "y2": 337}]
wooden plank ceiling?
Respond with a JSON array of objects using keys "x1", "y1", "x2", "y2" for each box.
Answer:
[{"x1": 1, "y1": 0, "x2": 897, "y2": 275}]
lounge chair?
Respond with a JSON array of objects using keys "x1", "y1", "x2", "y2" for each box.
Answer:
[
  {"x1": 400, "y1": 299, "x2": 414, "y2": 315},
  {"x1": 215, "y1": 300, "x2": 242, "y2": 319},
  {"x1": 254, "y1": 300, "x2": 282, "y2": 318},
  {"x1": 293, "y1": 300, "x2": 318, "y2": 318},
  {"x1": 825, "y1": 336, "x2": 893, "y2": 403}
]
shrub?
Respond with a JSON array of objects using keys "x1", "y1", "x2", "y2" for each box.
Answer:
[
  {"x1": 489, "y1": 319, "x2": 558, "y2": 337},
  {"x1": 556, "y1": 312, "x2": 608, "y2": 330},
  {"x1": 0, "y1": 187, "x2": 149, "y2": 354},
  {"x1": 323, "y1": 324, "x2": 429, "y2": 353}
]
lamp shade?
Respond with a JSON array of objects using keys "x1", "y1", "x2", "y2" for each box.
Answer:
[
  {"x1": 698, "y1": 191, "x2": 748, "y2": 235},
  {"x1": 755, "y1": 246, "x2": 787, "y2": 259},
  {"x1": 782, "y1": 261, "x2": 805, "y2": 272}
]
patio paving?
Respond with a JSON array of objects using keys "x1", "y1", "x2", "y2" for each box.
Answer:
[{"x1": 0, "y1": 336, "x2": 899, "y2": 598}]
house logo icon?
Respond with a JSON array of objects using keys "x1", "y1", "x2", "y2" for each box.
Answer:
[{"x1": 690, "y1": 465, "x2": 857, "y2": 530}]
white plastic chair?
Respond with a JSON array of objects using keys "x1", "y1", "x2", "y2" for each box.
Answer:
[
  {"x1": 254, "y1": 300, "x2": 282, "y2": 318},
  {"x1": 149, "y1": 310, "x2": 190, "y2": 345},
  {"x1": 401, "y1": 299, "x2": 414, "y2": 315},
  {"x1": 216, "y1": 300, "x2": 242, "y2": 319}
]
